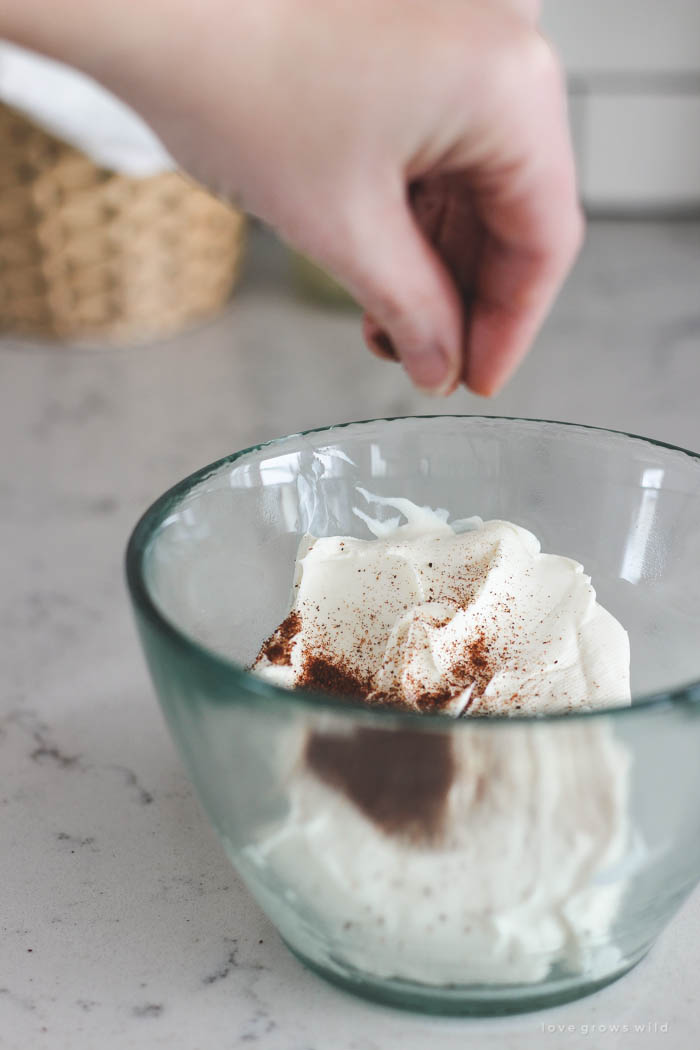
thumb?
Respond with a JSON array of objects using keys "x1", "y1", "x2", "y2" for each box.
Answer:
[{"x1": 331, "y1": 189, "x2": 464, "y2": 396}]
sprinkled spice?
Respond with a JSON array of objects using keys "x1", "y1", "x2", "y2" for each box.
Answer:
[
  {"x1": 445, "y1": 633, "x2": 495, "y2": 706},
  {"x1": 288, "y1": 624, "x2": 497, "y2": 713},
  {"x1": 295, "y1": 641, "x2": 497, "y2": 714},
  {"x1": 254, "y1": 611, "x2": 302, "y2": 667},
  {"x1": 297, "y1": 652, "x2": 373, "y2": 699}
]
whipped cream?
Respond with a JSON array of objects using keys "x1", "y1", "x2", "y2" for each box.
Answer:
[
  {"x1": 245, "y1": 496, "x2": 634, "y2": 987},
  {"x1": 253, "y1": 491, "x2": 631, "y2": 715}
]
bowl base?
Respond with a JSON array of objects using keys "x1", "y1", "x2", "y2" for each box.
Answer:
[{"x1": 283, "y1": 940, "x2": 648, "y2": 1016}]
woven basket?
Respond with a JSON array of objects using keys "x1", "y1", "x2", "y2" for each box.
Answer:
[{"x1": 0, "y1": 102, "x2": 245, "y2": 343}]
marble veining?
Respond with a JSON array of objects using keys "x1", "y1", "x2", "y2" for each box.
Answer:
[{"x1": 2, "y1": 222, "x2": 700, "y2": 1049}]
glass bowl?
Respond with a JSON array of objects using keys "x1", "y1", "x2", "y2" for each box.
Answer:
[{"x1": 125, "y1": 416, "x2": 700, "y2": 1015}]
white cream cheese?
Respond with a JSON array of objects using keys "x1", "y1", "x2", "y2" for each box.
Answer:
[
  {"x1": 245, "y1": 496, "x2": 634, "y2": 987},
  {"x1": 253, "y1": 491, "x2": 631, "y2": 715},
  {"x1": 244, "y1": 720, "x2": 631, "y2": 985}
]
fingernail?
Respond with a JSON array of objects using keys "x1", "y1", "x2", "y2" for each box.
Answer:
[
  {"x1": 464, "y1": 362, "x2": 506, "y2": 399},
  {"x1": 400, "y1": 344, "x2": 452, "y2": 395},
  {"x1": 465, "y1": 374, "x2": 500, "y2": 398}
]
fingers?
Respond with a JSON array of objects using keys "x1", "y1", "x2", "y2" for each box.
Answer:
[
  {"x1": 357, "y1": 31, "x2": 581, "y2": 398},
  {"x1": 463, "y1": 211, "x2": 583, "y2": 396},
  {"x1": 466, "y1": 214, "x2": 583, "y2": 400},
  {"x1": 461, "y1": 33, "x2": 584, "y2": 395},
  {"x1": 278, "y1": 14, "x2": 579, "y2": 400},
  {"x1": 364, "y1": 175, "x2": 479, "y2": 373},
  {"x1": 336, "y1": 184, "x2": 464, "y2": 395},
  {"x1": 410, "y1": 176, "x2": 481, "y2": 303}
]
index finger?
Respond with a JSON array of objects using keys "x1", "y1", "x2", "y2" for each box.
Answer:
[{"x1": 463, "y1": 44, "x2": 583, "y2": 394}]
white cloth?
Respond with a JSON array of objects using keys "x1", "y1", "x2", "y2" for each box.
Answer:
[{"x1": 0, "y1": 41, "x2": 174, "y2": 176}]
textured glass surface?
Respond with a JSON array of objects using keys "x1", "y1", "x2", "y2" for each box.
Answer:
[{"x1": 126, "y1": 417, "x2": 700, "y2": 1014}]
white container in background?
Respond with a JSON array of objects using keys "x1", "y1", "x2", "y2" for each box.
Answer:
[{"x1": 542, "y1": 0, "x2": 700, "y2": 212}]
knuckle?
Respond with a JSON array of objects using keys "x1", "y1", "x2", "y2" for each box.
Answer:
[
  {"x1": 521, "y1": 30, "x2": 565, "y2": 91},
  {"x1": 474, "y1": 20, "x2": 566, "y2": 125},
  {"x1": 495, "y1": 23, "x2": 565, "y2": 95}
]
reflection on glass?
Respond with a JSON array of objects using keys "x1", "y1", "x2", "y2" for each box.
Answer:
[
  {"x1": 370, "y1": 443, "x2": 388, "y2": 478},
  {"x1": 621, "y1": 468, "x2": 664, "y2": 584}
]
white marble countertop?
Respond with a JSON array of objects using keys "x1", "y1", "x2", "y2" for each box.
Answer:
[{"x1": 2, "y1": 222, "x2": 700, "y2": 1050}]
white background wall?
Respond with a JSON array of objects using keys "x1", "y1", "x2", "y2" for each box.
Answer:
[{"x1": 542, "y1": 0, "x2": 700, "y2": 212}]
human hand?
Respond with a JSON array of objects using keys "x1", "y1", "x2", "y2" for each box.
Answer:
[{"x1": 8, "y1": 0, "x2": 582, "y2": 395}]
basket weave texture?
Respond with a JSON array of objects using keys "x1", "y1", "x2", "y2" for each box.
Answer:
[{"x1": 0, "y1": 102, "x2": 245, "y2": 342}]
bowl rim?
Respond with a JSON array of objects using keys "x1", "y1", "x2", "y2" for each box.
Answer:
[{"x1": 125, "y1": 414, "x2": 700, "y2": 726}]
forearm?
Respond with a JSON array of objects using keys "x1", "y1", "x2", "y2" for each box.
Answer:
[
  {"x1": 0, "y1": 0, "x2": 278, "y2": 118},
  {"x1": 2, "y1": 0, "x2": 139, "y2": 76}
]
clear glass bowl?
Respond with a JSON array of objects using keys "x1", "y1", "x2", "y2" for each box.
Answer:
[{"x1": 125, "y1": 416, "x2": 700, "y2": 1015}]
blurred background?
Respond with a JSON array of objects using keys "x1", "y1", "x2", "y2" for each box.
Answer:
[{"x1": 544, "y1": 0, "x2": 700, "y2": 214}]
